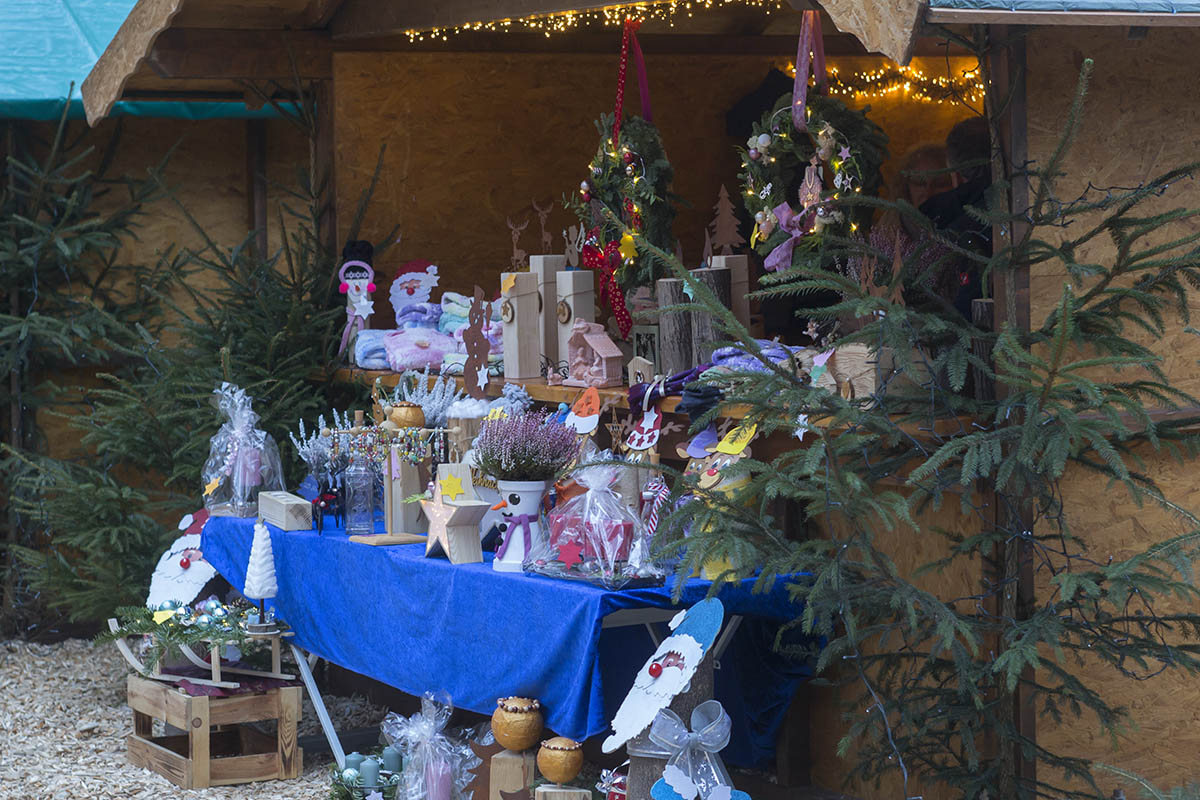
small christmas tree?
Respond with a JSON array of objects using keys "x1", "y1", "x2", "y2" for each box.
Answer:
[
  {"x1": 708, "y1": 184, "x2": 745, "y2": 256},
  {"x1": 243, "y1": 521, "x2": 278, "y2": 621}
]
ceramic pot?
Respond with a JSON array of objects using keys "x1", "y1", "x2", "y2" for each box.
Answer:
[
  {"x1": 537, "y1": 737, "x2": 583, "y2": 784},
  {"x1": 493, "y1": 479, "x2": 548, "y2": 573},
  {"x1": 492, "y1": 697, "x2": 543, "y2": 751}
]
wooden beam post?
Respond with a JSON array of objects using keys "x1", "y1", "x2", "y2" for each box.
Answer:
[{"x1": 246, "y1": 120, "x2": 268, "y2": 259}]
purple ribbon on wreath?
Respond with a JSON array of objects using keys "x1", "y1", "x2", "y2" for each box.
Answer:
[
  {"x1": 495, "y1": 514, "x2": 535, "y2": 560},
  {"x1": 763, "y1": 202, "x2": 811, "y2": 272}
]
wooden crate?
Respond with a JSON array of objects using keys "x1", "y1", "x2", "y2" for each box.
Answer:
[{"x1": 126, "y1": 675, "x2": 302, "y2": 788}]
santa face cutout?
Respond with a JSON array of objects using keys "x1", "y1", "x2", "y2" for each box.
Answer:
[
  {"x1": 602, "y1": 598, "x2": 724, "y2": 753},
  {"x1": 146, "y1": 532, "x2": 217, "y2": 609},
  {"x1": 389, "y1": 262, "x2": 440, "y2": 323}
]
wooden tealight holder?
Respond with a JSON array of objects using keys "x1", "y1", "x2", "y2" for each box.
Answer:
[
  {"x1": 689, "y1": 266, "x2": 732, "y2": 365},
  {"x1": 535, "y1": 786, "x2": 590, "y2": 800},
  {"x1": 555, "y1": 270, "x2": 594, "y2": 366},
  {"x1": 502, "y1": 271, "x2": 542, "y2": 380},
  {"x1": 529, "y1": 255, "x2": 565, "y2": 367},
  {"x1": 385, "y1": 443, "x2": 423, "y2": 536},
  {"x1": 655, "y1": 278, "x2": 692, "y2": 377},
  {"x1": 125, "y1": 674, "x2": 302, "y2": 789}
]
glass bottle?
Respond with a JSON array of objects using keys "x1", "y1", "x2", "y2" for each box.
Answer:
[{"x1": 344, "y1": 457, "x2": 376, "y2": 535}]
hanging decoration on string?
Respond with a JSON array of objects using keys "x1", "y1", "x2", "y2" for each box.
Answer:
[
  {"x1": 566, "y1": 17, "x2": 676, "y2": 311},
  {"x1": 738, "y1": 10, "x2": 888, "y2": 273}
]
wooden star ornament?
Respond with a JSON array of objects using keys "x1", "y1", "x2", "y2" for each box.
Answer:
[{"x1": 422, "y1": 464, "x2": 490, "y2": 564}]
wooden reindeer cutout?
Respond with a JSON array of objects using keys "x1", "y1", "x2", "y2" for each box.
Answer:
[
  {"x1": 532, "y1": 198, "x2": 554, "y2": 254},
  {"x1": 508, "y1": 216, "x2": 530, "y2": 270}
]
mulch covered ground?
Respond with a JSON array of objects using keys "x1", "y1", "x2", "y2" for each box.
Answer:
[{"x1": 0, "y1": 638, "x2": 387, "y2": 799}]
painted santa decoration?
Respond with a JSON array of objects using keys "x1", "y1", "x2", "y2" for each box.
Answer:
[
  {"x1": 146, "y1": 510, "x2": 216, "y2": 609},
  {"x1": 389, "y1": 260, "x2": 441, "y2": 324}
]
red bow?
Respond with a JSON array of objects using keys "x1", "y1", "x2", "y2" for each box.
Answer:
[{"x1": 582, "y1": 234, "x2": 632, "y2": 339}]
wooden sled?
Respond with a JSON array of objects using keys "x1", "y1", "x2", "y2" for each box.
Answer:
[{"x1": 108, "y1": 618, "x2": 294, "y2": 689}]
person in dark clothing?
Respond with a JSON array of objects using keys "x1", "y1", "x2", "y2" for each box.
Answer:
[{"x1": 920, "y1": 116, "x2": 992, "y2": 317}]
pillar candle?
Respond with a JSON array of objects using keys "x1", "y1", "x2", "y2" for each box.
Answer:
[
  {"x1": 359, "y1": 756, "x2": 381, "y2": 788},
  {"x1": 344, "y1": 751, "x2": 365, "y2": 772},
  {"x1": 382, "y1": 744, "x2": 402, "y2": 773}
]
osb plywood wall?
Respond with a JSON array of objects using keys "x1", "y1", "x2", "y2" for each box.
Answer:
[
  {"x1": 807, "y1": 494, "x2": 982, "y2": 800},
  {"x1": 1025, "y1": 26, "x2": 1200, "y2": 793},
  {"x1": 34, "y1": 116, "x2": 307, "y2": 460},
  {"x1": 333, "y1": 51, "x2": 974, "y2": 298}
]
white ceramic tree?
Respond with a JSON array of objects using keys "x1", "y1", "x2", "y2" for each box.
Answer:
[{"x1": 243, "y1": 520, "x2": 279, "y2": 611}]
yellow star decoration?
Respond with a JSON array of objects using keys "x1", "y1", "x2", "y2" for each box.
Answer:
[
  {"x1": 619, "y1": 232, "x2": 638, "y2": 261},
  {"x1": 153, "y1": 610, "x2": 175, "y2": 624},
  {"x1": 203, "y1": 477, "x2": 221, "y2": 496},
  {"x1": 500, "y1": 273, "x2": 517, "y2": 295},
  {"x1": 484, "y1": 407, "x2": 508, "y2": 422},
  {"x1": 439, "y1": 473, "x2": 465, "y2": 501}
]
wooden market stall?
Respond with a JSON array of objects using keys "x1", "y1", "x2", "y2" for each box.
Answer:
[{"x1": 79, "y1": 1, "x2": 1200, "y2": 799}]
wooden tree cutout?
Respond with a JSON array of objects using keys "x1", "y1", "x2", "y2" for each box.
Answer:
[{"x1": 709, "y1": 184, "x2": 745, "y2": 255}]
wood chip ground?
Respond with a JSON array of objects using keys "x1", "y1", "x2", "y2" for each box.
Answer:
[{"x1": 0, "y1": 638, "x2": 387, "y2": 799}]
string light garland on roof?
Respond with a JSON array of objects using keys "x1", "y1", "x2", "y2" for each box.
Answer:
[
  {"x1": 787, "y1": 62, "x2": 985, "y2": 105},
  {"x1": 404, "y1": 0, "x2": 786, "y2": 41}
]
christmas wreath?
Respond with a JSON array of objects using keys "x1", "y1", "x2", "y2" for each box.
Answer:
[
  {"x1": 738, "y1": 92, "x2": 888, "y2": 273},
  {"x1": 567, "y1": 111, "x2": 676, "y2": 292}
]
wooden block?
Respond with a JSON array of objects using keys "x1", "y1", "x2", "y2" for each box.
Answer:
[
  {"x1": 529, "y1": 255, "x2": 565, "y2": 366},
  {"x1": 690, "y1": 267, "x2": 732, "y2": 365},
  {"x1": 535, "y1": 786, "x2": 590, "y2": 800},
  {"x1": 189, "y1": 695, "x2": 211, "y2": 788},
  {"x1": 257, "y1": 491, "x2": 312, "y2": 531},
  {"x1": 555, "y1": 270, "x2": 594, "y2": 368},
  {"x1": 349, "y1": 533, "x2": 427, "y2": 545},
  {"x1": 656, "y1": 278, "x2": 692, "y2": 377},
  {"x1": 502, "y1": 271, "x2": 542, "y2": 380},
  {"x1": 711, "y1": 255, "x2": 751, "y2": 329},
  {"x1": 447, "y1": 415, "x2": 483, "y2": 461},
  {"x1": 127, "y1": 733, "x2": 191, "y2": 788},
  {"x1": 385, "y1": 449, "x2": 423, "y2": 536},
  {"x1": 277, "y1": 686, "x2": 302, "y2": 779},
  {"x1": 490, "y1": 749, "x2": 537, "y2": 800}
]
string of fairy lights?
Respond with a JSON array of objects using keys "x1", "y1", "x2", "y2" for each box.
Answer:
[
  {"x1": 791, "y1": 63, "x2": 986, "y2": 105},
  {"x1": 403, "y1": 0, "x2": 787, "y2": 41}
]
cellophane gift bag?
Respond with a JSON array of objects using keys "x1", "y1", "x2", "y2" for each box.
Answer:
[
  {"x1": 201, "y1": 383, "x2": 284, "y2": 517},
  {"x1": 381, "y1": 691, "x2": 476, "y2": 800},
  {"x1": 530, "y1": 453, "x2": 662, "y2": 589}
]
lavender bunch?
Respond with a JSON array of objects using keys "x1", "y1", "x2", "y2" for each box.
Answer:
[{"x1": 474, "y1": 411, "x2": 580, "y2": 481}]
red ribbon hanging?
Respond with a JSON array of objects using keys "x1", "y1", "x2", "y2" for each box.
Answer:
[
  {"x1": 792, "y1": 10, "x2": 827, "y2": 132},
  {"x1": 582, "y1": 232, "x2": 633, "y2": 339},
  {"x1": 612, "y1": 18, "x2": 652, "y2": 147}
]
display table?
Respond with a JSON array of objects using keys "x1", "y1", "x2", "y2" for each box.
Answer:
[{"x1": 201, "y1": 515, "x2": 814, "y2": 763}]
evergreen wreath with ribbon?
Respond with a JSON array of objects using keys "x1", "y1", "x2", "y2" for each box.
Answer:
[
  {"x1": 738, "y1": 11, "x2": 887, "y2": 273},
  {"x1": 566, "y1": 19, "x2": 676, "y2": 336}
]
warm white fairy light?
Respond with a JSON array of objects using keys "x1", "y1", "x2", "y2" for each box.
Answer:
[
  {"x1": 787, "y1": 63, "x2": 986, "y2": 105},
  {"x1": 403, "y1": 0, "x2": 786, "y2": 41}
]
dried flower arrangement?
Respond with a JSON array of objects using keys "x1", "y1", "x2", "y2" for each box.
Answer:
[{"x1": 473, "y1": 411, "x2": 580, "y2": 482}]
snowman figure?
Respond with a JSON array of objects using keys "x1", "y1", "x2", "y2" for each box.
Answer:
[
  {"x1": 489, "y1": 481, "x2": 546, "y2": 573},
  {"x1": 337, "y1": 240, "x2": 377, "y2": 360}
]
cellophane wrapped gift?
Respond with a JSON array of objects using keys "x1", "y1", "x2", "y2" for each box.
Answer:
[
  {"x1": 530, "y1": 454, "x2": 662, "y2": 589},
  {"x1": 201, "y1": 383, "x2": 284, "y2": 516},
  {"x1": 381, "y1": 691, "x2": 475, "y2": 800}
]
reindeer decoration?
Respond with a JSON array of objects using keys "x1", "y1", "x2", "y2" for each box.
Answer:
[
  {"x1": 507, "y1": 216, "x2": 529, "y2": 270},
  {"x1": 532, "y1": 198, "x2": 554, "y2": 254}
]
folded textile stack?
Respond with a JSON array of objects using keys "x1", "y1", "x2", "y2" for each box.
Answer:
[
  {"x1": 397, "y1": 302, "x2": 442, "y2": 329},
  {"x1": 383, "y1": 328, "x2": 460, "y2": 371},
  {"x1": 439, "y1": 291, "x2": 499, "y2": 335},
  {"x1": 707, "y1": 339, "x2": 810, "y2": 375},
  {"x1": 354, "y1": 329, "x2": 393, "y2": 370}
]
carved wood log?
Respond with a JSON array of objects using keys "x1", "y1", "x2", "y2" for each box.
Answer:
[
  {"x1": 656, "y1": 278, "x2": 692, "y2": 377},
  {"x1": 689, "y1": 267, "x2": 731, "y2": 365}
]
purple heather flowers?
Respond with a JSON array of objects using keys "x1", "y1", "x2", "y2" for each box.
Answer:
[{"x1": 474, "y1": 411, "x2": 580, "y2": 481}]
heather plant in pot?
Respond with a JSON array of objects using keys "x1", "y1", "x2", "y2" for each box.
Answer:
[{"x1": 474, "y1": 412, "x2": 579, "y2": 572}]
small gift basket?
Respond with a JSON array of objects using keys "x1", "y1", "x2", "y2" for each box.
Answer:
[
  {"x1": 531, "y1": 453, "x2": 662, "y2": 589},
  {"x1": 382, "y1": 691, "x2": 476, "y2": 800},
  {"x1": 201, "y1": 383, "x2": 284, "y2": 517}
]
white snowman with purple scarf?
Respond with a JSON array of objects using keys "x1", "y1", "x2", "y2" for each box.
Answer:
[{"x1": 489, "y1": 480, "x2": 547, "y2": 573}]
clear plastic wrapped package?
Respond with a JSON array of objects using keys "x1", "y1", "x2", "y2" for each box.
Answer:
[
  {"x1": 382, "y1": 691, "x2": 476, "y2": 800},
  {"x1": 201, "y1": 383, "x2": 284, "y2": 516},
  {"x1": 530, "y1": 454, "x2": 663, "y2": 589}
]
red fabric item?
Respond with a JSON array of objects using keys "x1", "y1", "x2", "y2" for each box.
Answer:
[{"x1": 582, "y1": 234, "x2": 632, "y2": 338}]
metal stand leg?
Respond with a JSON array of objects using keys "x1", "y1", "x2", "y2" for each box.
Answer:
[{"x1": 289, "y1": 644, "x2": 346, "y2": 769}]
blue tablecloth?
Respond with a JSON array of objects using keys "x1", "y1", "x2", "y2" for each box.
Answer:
[{"x1": 202, "y1": 515, "x2": 814, "y2": 766}]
